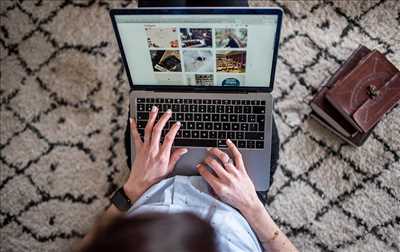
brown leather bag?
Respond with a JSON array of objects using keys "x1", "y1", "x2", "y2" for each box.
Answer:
[{"x1": 325, "y1": 50, "x2": 400, "y2": 133}]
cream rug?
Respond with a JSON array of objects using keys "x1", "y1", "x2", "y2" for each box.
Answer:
[{"x1": 0, "y1": 0, "x2": 399, "y2": 251}]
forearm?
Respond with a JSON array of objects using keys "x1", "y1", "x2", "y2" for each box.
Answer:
[{"x1": 241, "y1": 201, "x2": 298, "y2": 252}]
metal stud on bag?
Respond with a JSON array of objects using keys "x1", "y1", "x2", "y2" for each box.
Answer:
[{"x1": 367, "y1": 85, "x2": 380, "y2": 98}]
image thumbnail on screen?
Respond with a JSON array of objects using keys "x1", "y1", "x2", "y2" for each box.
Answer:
[
  {"x1": 183, "y1": 50, "x2": 214, "y2": 72},
  {"x1": 145, "y1": 26, "x2": 179, "y2": 48},
  {"x1": 216, "y1": 50, "x2": 246, "y2": 73},
  {"x1": 180, "y1": 28, "x2": 212, "y2": 48},
  {"x1": 150, "y1": 50, "x2": 182, "y2": 72},
  {"x1": 215, "y1": 28, "x2": 248, "y2": 48}
]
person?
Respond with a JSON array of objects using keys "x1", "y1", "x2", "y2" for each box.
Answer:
[{"x1": 77, "y1": 107, "x2": 298, "y2": 252}]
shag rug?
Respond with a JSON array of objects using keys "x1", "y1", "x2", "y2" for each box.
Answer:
[{"x1": 0, "y1": 0, "x2": 399, "y2": 251}]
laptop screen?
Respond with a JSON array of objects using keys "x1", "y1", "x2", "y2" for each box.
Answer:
[{"x1": 114, "y1": 11, "x2": 280, "y2": 88}]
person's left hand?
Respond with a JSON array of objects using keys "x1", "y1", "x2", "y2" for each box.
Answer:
[{"x1": 123, "y1": 106, "x2": 188, "y2": 201}]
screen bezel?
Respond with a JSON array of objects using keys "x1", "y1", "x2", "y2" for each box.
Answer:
[{"x1": 110, "y1": 8, "x2": 283, "y2": 93}]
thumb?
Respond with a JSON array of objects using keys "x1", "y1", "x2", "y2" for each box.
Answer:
[{"x1": 168, "y1": 148, "x2": 188, "y2": 171}]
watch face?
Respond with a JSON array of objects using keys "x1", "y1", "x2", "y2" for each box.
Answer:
[{"x1": 111, "y1": 188, "x2": 132, "y2": 211}]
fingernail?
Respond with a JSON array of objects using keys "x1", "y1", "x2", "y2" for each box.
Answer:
[
  {"x1": 166, "y1": 109, "x2": 172, "y2": 113},
  {"x1": 129, "y1": 118, "x2": 133, "y2": 123},
  {"x1": 176, "y1": 121, "x2": 181, "y2": 126},
  {"x1": 182, "y1": 148, "x2": 188, "y2": 154},
  {"x1": 151, "y1": 106, "x2": 157, "y2": 112},
  {"x1": 206, "y1": 147, "x2": 212, "y2": 151},
  {"x1": 196, "y1": 163, "x2": 201, "y2": 168},
  {"x1": 226, "y1": 139, "x2": 232, "y2": 145}
]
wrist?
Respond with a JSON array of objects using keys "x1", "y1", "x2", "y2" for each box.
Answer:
[
  {"x1": 122, "y1": 182, "x2": 142, "y2": 203},
  {"x1": 240, "y1": 197, "x2": 265, "y2": 219}
]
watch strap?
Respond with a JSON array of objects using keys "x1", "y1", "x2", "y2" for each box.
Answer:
[{"x1": 111, "y1": 187, "x2": 132, "y2": 212}]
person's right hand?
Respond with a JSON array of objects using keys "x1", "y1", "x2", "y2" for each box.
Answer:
[{"x1": 196, "y1": 139, "x2": 261, "y2": 213}]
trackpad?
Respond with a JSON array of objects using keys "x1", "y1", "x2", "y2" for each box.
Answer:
[{"x1": 172, "y1": 147, "x2": 210, "y2": 176}]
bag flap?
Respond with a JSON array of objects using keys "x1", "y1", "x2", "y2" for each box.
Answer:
[{"x1": 353, "y1": 73, "x2": 400, "y2": 132}]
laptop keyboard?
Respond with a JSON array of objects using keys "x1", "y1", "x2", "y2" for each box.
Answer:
[{"x1": 135, "y1": 97, "x2": 266, "y2": 149}]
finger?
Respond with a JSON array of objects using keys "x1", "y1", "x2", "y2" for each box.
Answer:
[
  {"x1": 130, "y1": 117, "x2": 142, "y2": 149},
  {"x1": 161, "y1": 121, "x2": 181, "y2": 155},
  {"x1": 151, "y1": 109, "x2": 172, "y2": 149},
  {"x1": 204, "y1": 156, "x2": 230, "y2": 180},
  {"x1": 207, "y1": 147, "x2": 232, "y2": 165},
  {"x1": 196, "y1": 163, "x2": 220, "y2": 190},
  {"x1": 144, "y1": 106, "x2": 158, "y2": 145},
  {"x1": 167, "y1": 148, "x2": 188, "y2": 172},
  {"x1": 226, "y1": 139, "x2": 245, "y2": 170}
]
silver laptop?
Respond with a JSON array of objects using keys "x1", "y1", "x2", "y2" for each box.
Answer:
[{"x1": 110, "y1": 7, "x2": 283, "y2": 191}]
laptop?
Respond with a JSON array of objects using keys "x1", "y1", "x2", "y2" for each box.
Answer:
[{"x1": 110, "y1": 7, "x2": 283, "y2": 191}]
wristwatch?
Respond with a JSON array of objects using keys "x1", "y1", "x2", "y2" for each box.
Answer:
[{"x1": 110, "y1": 187, "x2": 132, "y2": 211}]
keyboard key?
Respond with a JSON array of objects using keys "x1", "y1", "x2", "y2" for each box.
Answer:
[
  {"x1": 212, "y1": 114, "x2": 220, "y2": 121},
  {"x1": 236, "y1": 132, "x2": 244, "y2": 139},
  {"x1": 257, "y1": 115, "x2": 265, "y2": 123},
  {"x1": 248, "y1": 115, "x2": 256, "y2": 122},
  {"x1": 200, "y1": 131, "x2": 208, "y2": 138},
  {"x1": 221, "y1": 114, "x2": 229, "y2": 121},
  {"x1": 181, "y1": 104, "x2": 189, "y2": 112},
  {"x1": 137, "y1": 104, "x2": 145, "y2": 111},
  {"x1": 172, "y1": 104, "x2": 179, "y2": 112},
  {"x1": 214, "y1": 123, "x2": 222, "y2": 130},
  {"x1": 209, "y1": 131, "x2": 217, "y2": 139},
  {"x1": 234, "y1": 106, "x2": 242, "y2": 113},
  {"x1": 244, "y1": 106, "x2": 251, "y2": 113},
  {"x1": 218, "y1": 131, "x2": 226, "y2": 139},
  {"x1": 176, "y1": 113, "x2": 184, "y2": 121},
  {"x1": 218, "y1": 140, "x2": 228, "y2": 148},
  {"x1": 190, "y1": 105, "x2": 197, "y2": 112},
  {"x1": 207, "y1": 105, "x2": 216, "y2": 113},
  {"x1": 192, "y1": 131, "x2": 200, "y2": 138},
  {"x1": 247, "y1": 141, "x2": 255, "y2": 148},
  {"x1": 196, "y1": 122, "x2": 204, "y2": 130},
  {"x1": 229, "y1": 114, "x2": 238, "y2": 122},
  {"x1": 174, "y1": 139, "x2": 217, "y2": 147},
  {"x1": 185, "y1": 113, "x2": 193, "y2": 121},
  {"x1": 136, "y1": 112, "x2": 148, "y2": 120},
  {"x1": 250, "y1": 124, "x2": 258, "y2": 131},
  {"x1": 183, "y1": 130, "x2": 191, "y2": 138},
  {"x1": 226, "y1": 106, "x2": 233, "y2": 113},
  {"x1": 203, "y1": 114, "x2": 211, "y2": 121},
  {"x1": 137, "y1": 98, "x2": 145, "y2": 103},
  {"x1": 232, "y1": 123, "x2": 240, "y2": 131},
  {"x1": 238, "y1": 140, "x2": 246, "y2": 148},
  {"x1": 256, "y1": 141, "x2": 264, "y2": 148},
  {"x1": 227, "y1": 132, "x2": 235, "y2": 139},
  {"x1": 199, "y1": 105, "x2": 206, "y2": 113},
  {"x1": 240, "y1": 123, "x2": 249, "y2": 131},
  {"x1": 205, "y1": 122, "x2": 213, "y2": 130},
  {"x1": 261, "y1": 101, "x2": 266, "y2": 105},
  {"x1": 194, "y1": 114, "x2": 202, "y2": 121},
  {"x1": 222, "y1": 123, "x2": 231, "y2": 131},
  {"x1": 137, "y1": 120, "x2": 147, "y2": 129},
  {"x1": 181, "y1": 121, "x2": 187, "y2": 129},
  {"x1": 217, "y1": 106, "x2": 224, "y2": 113},
  {"x1": 187, "y1": 122, "x2": 195, "y2": 130},
  {"x1": 253, "y1": 106, "x2": 265, "y2": 114},
  {"x1": 245, "y1": 132, "x2": 264, "y2": 140},
  {"x1": 239, "y1": 115, "x2": 246, "y2": 122}
]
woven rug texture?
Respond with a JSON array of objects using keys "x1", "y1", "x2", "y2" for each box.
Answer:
[{"x1": 0, "y1": 0, "x2": 399, "y2": 251}]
